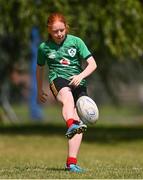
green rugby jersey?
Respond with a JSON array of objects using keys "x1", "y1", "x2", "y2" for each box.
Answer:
[{"x1": 37, "y1": 34, "x2": 92, "y2": 86}]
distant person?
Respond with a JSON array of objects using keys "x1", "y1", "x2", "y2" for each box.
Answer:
[{"x1": 36, "y1": 12, "x2": 97, "y2": 172}]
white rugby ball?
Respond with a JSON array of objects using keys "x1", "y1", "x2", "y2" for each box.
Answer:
[{"x1": 76, "y1": 96, "x2": 99, "y2": 124}]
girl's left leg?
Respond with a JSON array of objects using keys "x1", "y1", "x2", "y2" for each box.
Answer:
[{"x1": 57, "y1": 87, "x2": 87, "y2": 139}]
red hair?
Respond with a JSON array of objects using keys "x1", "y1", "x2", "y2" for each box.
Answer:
[{"x1": 47, "y1": 13, "x2": 69, "y2": 33}]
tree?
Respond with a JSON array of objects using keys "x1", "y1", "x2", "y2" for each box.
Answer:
[{"x1": 0, "y1": 0, "x2": 143, "y2": 105}]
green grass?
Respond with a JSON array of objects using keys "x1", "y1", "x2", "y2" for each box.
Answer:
[
  {"x1": 0, "y1": 104, "x2": 143, "y2": 179},
  {"x1": 4, "y1": 103, "x2": 143, "y2": 126}
]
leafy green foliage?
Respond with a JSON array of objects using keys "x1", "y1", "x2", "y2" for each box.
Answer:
[
  {"x1": 0, "y1": 0, "x2": 142, "y2": 60},
  {"x1": 0, "y1": 0, "x2": 143, "y2": 102}
]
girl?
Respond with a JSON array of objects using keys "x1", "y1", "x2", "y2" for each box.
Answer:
[{"x1": 36, "y1": 12, "x2": 97, "y2": 172}]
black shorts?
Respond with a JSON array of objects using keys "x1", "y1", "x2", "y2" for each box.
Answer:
[{"x1": 50, "y1": 77, "x2": 88, "y2": 103}]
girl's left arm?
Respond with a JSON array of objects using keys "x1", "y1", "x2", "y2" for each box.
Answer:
[
  {"x1": 69, "y1": 56, "x2": 97, "y2": 86},
  {"x1": 80, "y1": 56, "x2": 97, "y2": 79}
]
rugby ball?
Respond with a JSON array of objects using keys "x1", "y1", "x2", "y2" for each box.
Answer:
[{"x1": 76, "y1": 96, "x2": 99, "y2": 124}]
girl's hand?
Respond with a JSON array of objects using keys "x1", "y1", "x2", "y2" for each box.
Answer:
[
  {"x1": 37, "y1": 90, "x2": 48, "y2": 104},
  {"x1": 69, "y1": 74, "x2": 84, "y2": 87}
]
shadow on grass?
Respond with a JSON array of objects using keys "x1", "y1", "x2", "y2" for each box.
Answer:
[
  {"x1": 0, "y1": 123, "x2": 143, "y2": 143},
  {"x1": 46, "y1": 167, "x2": 66, "y2": 171}
]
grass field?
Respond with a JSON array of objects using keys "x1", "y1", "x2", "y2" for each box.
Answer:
[{"x1": 0, "y1": 104, "x2": 143, "y2": 179}]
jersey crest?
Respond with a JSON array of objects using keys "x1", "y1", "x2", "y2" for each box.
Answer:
[{"x1": 68, "y1": 48, "x2": 76, "y2": 57}]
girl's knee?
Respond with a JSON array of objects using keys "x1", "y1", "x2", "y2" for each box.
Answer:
[{"x1": 57, "y1": 87, "x2": 74, "y2": 104}]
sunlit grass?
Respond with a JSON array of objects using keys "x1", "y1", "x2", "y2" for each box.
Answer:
[
  {"x1": 0, "y1": 104, "x2": 143, "y2": 178},
  {"x1": 0, "y1": 127, "x2": 143, "y2": 179}
]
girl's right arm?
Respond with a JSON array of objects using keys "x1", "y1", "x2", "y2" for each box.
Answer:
[{"x1": 36, "y1": 65, "x2": 48, "y2": 103}]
